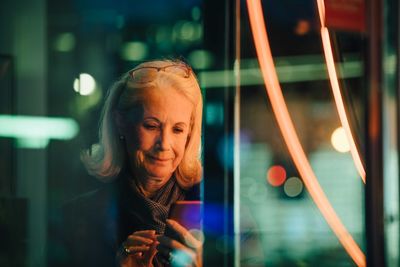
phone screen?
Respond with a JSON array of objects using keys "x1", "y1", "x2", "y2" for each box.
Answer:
[
  {"x1": 168, "y1": 200, "x2": 202, "y2": 231},
  {"x1": 165, "y1": 200, "x2": 202, "y2": 241}
]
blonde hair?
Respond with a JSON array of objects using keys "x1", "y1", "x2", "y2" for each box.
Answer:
[{"x1": 81, "y1": 59, "x2": 203, "y2": 188}]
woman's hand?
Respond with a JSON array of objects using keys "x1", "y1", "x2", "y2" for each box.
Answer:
[
  {"x1": 157, "y1": 219, "x2": 203, "y2": 267},
  {"x1": 118, "y1": 230, "x2": 159, "y2": 267}
]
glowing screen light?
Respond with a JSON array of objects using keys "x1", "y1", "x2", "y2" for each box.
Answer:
[
  {"x1": 267, "y1": 165, "x2": 287, "y2": 187},
  {"x1": 331, "y1": 127, "x2": 350, "y2": 153},
  {"x1": 73, "y1": 73, "x2": 96, "y2": 96}
]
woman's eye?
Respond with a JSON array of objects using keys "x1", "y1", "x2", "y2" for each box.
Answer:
[
  {"x1": 173, "y1": 128, "x2": 184, "y2": 134},
  {"x1": 143, "y1": 123, "x2": 158, "y2": 130}
]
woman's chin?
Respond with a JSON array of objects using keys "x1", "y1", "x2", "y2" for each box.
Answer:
[{"x1": 144, "y1": 168, "x2": 174, "y2": 182}]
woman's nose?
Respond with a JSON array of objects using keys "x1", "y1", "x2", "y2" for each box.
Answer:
[{"x1": 156, "y1": 129, "x2": 171, "y2": 151}]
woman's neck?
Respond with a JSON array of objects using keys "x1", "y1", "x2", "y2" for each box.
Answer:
[{"x1": 134, "y1": 174, "x2": 171, "y2": 198}]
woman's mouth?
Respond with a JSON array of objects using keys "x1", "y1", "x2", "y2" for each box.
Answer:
[{"x1": 148, "y1": 155, "x2": 171, "y2": 162}]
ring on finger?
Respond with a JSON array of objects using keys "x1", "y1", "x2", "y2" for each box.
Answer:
[{"x1": 123, "y1": 245, "x2": 131, "y2": 254}]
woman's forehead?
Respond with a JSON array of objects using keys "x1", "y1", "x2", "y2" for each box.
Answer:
[{"x1": 123, "y1": 86, "x2": 192, "y2": 123}]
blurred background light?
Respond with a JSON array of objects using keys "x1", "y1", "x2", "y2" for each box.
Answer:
[
  {"x1": 54, "y1": 32, "x2": 76, "y2": 52},
  {"x1": 283, "y1": 177, "x2": 304, "y2": 197},
  {"x1": 267, "y1": 165, "x2": 287, "y2": 187},
  {"x1": 188, "y1": 50, "x2": 214, "y2": 69},
  {"x1": 246, "y1": 182, "x2": 267, "y2": 203},
  {"x1": 73, "y1": 73, "x2": 96, "y2": 96},
  {"x1": 331, "y1": 127, "x2": 350, "y2": 153},
  {"x1": 0, "y1": 115, "x2": 79, "y2": 141},
  {"x1": 120, "y1": 41, "x2": 148, "y2": 61},
  {"x1": 156, "y1": 26, "x2": 172, "y2": 44},
  {"x1": 294, "y1": 20, "x2": 311, "y2": 36},
  {"x1": 71, "y1": 86, "x2": 103, "y2": 116},
  {"x1": 191, "y1": 6, "x2": 201, "y2": 21},
  {"x1": 173, "y1": 21, "x2": 202, "y2": 43},
  {"x1": 16, "y1": 138, "x2": 50, "y2": 149},
  {"x1": 180, "y1": 21, "x2": 196, "y2": 40},
  {"x1": 206, "y1": 102, "x2": 224, "y2": 125},
  {"x1": 199, "y1": 55, "x2": 362, "y2": 89},
  {"x1": 115, "y1": 15, "x2": 125, "y2": 29}
]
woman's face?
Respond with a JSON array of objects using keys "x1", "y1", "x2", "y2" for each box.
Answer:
[{"x1": 123, "y1": 86, "x2": 193, "y2": 185}]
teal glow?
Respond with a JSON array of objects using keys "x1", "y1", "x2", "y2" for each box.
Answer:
[
  {"x1": 16, "y1": 138, "x2": 50, "y2": 149},
  {"x1": 206, "y1": 103, "x2": 224, "y2": 126},
  {"x1": 0, "y1": 115, "x2": 79, "y2": 140},
  {"x1": 191, "y1": 6, "x2": 201, "y2": 21}
]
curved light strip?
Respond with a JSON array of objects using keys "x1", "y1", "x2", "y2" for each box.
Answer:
[
  {"x1": 316, "y1": 0, "x2": 366, "y2": 183},
  {"x1": 245, "y1": 1, "x2": 366, "y2": 266}
]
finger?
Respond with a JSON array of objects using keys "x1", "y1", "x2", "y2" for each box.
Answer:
[
  {"x1": 157, "y1": 235, "x2": 188, "y2": 251},
  {"x1": 132, "y1": 252, "x2": 144, "y2": 259},
  {"x1": 166, "y1": 219, "x2": 202, "y2": 249},
  {"x1": 126, "y1": 235, "x2": 155, "y2": 246},
  {"x1": 157, "y1": 240, "x2": 197, "y2": 266},
  {"x1": 131, "y1": 230, "x2": 156, "y2": 238},
  {"x1": 125, "y1": 245, "x2": 150, "y2": 253},
  {"x1": 143, "y1": 239, "x2": 159, "y2": 260}
]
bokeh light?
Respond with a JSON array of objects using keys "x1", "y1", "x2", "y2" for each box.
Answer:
[
  {"x1": 267, "y1": 165, "x2": 287, "y2": 187},
  {"x1": 206, "y1": 102, "x2": 223, "y2": 126},
  {"x1": 188, "y1": 50, "x2": 214, "y2": 69},
  {"x1": 120, "y1": 41, "x2": 148, "y2": 61},
  {"x1": 173, "y1": 21, "x2": 202, "y2": 43},
  {"x1": 283, "y1": 177, "x2": 304, "y2": 197},
  {"x1": 331, "y1": 127, "x2": 350, "y2": 153},
  {"x1": 294, "y1": 20, "x2": 311, "y2": 35},
  {"x1": 191, "y1": 6, "x2": 201, "y2": 21},
  {"x1": 54, "y1": 32, "x2": 75, "y2": 52},
  {"x1": 73, "y1": 73, "x2": 96, "y2": 96}
]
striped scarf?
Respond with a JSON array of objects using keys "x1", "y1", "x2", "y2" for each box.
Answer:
[{"x1": 118, "y1": 173, "x2": 186, "y2": 235}]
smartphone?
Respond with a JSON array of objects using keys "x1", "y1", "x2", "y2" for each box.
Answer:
[
  {"x1": 165, "y1": 200, "x2": 202, "y2": 241},
  {"x1": 168, "y1": 200, "x2": 202, "y2": 231}
]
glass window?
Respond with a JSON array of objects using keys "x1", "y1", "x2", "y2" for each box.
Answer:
[{"x1": 237, "y1": 1, "x2": 366, "y2": 266}]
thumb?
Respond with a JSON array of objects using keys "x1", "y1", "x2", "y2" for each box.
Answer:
[{"x1": 144, "y1": 239, "x2": 159, "y2": 263}]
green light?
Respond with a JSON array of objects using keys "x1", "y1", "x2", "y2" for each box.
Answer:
[
  {"x1": 16, "y1": 138, "x2": 49, "y2": 149},
  {"x1": 0, "y1": 115, "x2": 79, "y2": 140},
  {"x1": 199, "y1": 55, "x2": 363, "y2": 88},
  {"x1": 188, "y1": 50, "x2": 214, "y2": 69},
  {"x1": 121, "y1": 42, "x2": 148, "y2": 61},
  {"x1": 191, "y1": 6, "x2": 201, "y2": 21},
  {"x1": 54, "y1": 33, "x2": 76, "y2": 52}
]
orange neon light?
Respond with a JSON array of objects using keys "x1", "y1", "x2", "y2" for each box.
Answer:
[
  {"x1": 317, "y1": 0, "x2": 366, "y2": 183},
  {"x1": 245, "y1": 1, "x2": 366, "y2": 266}
]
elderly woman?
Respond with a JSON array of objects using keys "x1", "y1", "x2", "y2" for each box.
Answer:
[{"x1": 63, "y1": 59, "x2": 203, "y2": 267}]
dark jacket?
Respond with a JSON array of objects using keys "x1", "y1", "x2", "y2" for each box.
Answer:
[{"x1": 58, "y1": 177, "x2": 199, "y2": 267}]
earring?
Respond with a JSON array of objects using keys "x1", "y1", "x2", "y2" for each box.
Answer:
[{"x1": 119, "y1": 135, "x2": 125, "y2": 140}]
